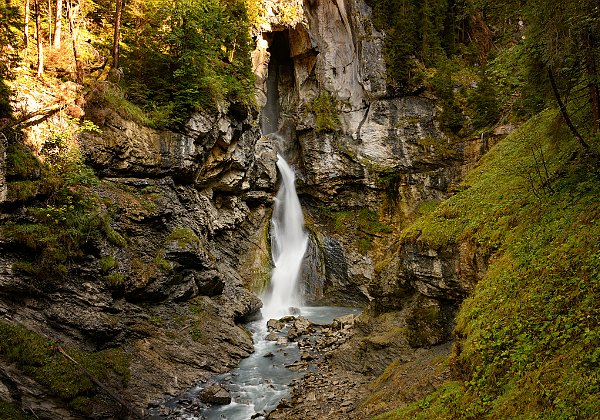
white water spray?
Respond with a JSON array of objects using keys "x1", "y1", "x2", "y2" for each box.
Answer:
[{"x1": 262, "y1": 154, "x2": 308, "y2": 319}]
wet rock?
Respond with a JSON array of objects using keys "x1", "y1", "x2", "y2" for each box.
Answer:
[
  {"x1": 267, "y1": 319, "x2": 284, "y2": 331},
  {"x1": 332, "y1": 314, "x2": 354, "y2": 330},
  {"x1": 199, "y1": 384, "x2": 232, "y2": 405},
  {"x1": 287, "y1": 327, "x2": 300, "y2": 341},
  {"x1": 265, "y1": 332, "x2": 279, "y2": 341},
  {"x1": 292, "y1": 316, "x2": 312, "y2": 335}
]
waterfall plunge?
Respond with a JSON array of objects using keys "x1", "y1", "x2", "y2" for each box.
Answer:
[{"x1": 262, "y1": 154, "x2": 308, "y2": 319}]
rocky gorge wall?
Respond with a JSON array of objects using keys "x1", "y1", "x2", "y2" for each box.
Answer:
[
  {"x1": 249, "y1": 0, "x2": 494, "y2": 315},
  {"x1": 0, "y1": 88, "x2": 277, "y2": 417},
  {"x1": 0, "y1": 0, "x2": 501, "y2": 417}
]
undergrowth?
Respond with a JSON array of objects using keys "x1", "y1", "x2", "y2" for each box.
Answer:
[
  {"x1": 374, "y1": 110, "x2": 600, "y2": 418},
  {"x1": 2, "y1": 121, "x2": 127, "y2": 281},
  {"x1": 0, "y1": 321, "x2": 130, "y2": 416},
  {"x1": 316, "y1": 207, "x2": 392, "y2": 254}
]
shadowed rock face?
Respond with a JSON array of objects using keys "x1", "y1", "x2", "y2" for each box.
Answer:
[{"x1": 0, "y1": 102, "x2": 273, "y2": 416}]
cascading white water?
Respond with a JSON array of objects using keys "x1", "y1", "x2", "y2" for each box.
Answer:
[{"x1": 262, "y1": 154, "x2": 308, "y2": 319}]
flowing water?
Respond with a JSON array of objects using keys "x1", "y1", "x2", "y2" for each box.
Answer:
[
  {"x1": 157, "y1": 306, "x2": 361, "y2": 420},
  {"x1": 262, "y1": 154, "x2": 308, "y2": 319},
  {"x1": 148, "y1": 153, "x2": 361, "y2": 419}
]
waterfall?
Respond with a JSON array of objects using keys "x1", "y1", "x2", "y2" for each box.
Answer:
[{"x1": 262, "y1": 154, "x2": 308, "y2": 319}]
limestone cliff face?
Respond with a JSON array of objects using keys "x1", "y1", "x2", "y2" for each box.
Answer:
[{"x1": 251, "y1": 0, "x2": 491, "y2": 309}]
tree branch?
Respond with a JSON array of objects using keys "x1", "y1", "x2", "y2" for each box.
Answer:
[{"x1": 547, "y1": 67, "x2": 592, "y2": 153}]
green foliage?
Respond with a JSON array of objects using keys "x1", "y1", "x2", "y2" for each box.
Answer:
[
  {"x1": 0, "y1": 0, "x2": 20, "y2": 119},
  {"x1": 121, "y1": 0, "x2": 255, "y2": 126},
  {"x1": 6, "y1": 142, "x2": 42, "y2": 180},
  {"x1": 522, "y1": 0, "x2": 600, "y2": 148},
  {"x1": 378, "y1": 170, "x2": 401, "y2": 203},
  {"x1": 190, "y1": 328, "x2": 203, "y2": 341},
  {"x1": 89, "y1": 82, "x2": 156, "y2": 128},
  {"x1": 105, "y1": 272, "x2": 125, "y2": 286},
  {"x1": 0, "y1": 78, "x2": 12, "y2": 119},
  {"x1": 317, "y1": 207, "x2": 391, "y2": 255},
  {"x1": 417, "y1": 136, "x2": 458, "y2": 159},
  {"x1": 99, "y1": 256, "x2": 118, "y2": 273},
  {"x1": 2, "y1": 121, "x2": 127, "y2": 282},
  {"x1": 309, "y1": 93, "x2": 340, "y2": 132},
  {"x1": 154, "y1": 253, "x2": 174, "y2": 272},
  {"x1": 467, "y1": 69, "x2": 500, "y2": 129},
  {"x1": 385, "y1": 110, "x2": 600, "y2": 418},
  {"x1": 0, "y1": 321, "x2": 130, "y2": 414},
  {"x1": 430, "y1": 64, "x2": 465, "y2": 134},
  {"x1": 365, "y1": 0, "x2": 466, "y2": 92}
]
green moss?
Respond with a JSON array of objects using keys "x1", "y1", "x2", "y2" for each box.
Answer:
[
  {"x1": 154, "y1": 253, "x2": 173, "y2": 272},
  {"x1": 105, "y1": 272, "x2": 125, "y2": 286},
  {"x1": 6, "y1": 142, "x2": 42, "y2": 180},
  {"x1": 0, "y1": 401, "x2": 36, "y2": 420},
  {"x1": 416, "y1": 136, "x2": 458, "y2": 160},
  {"x1": 316, "y1": 207, "x2": 392, "y2": 255},
  {"x1": 106, "y1": 226, "x2": 127, "y2": 247},
  {"x1": 415, "y1": 199, "x2": 441, "y2": 217},
  {"x1": 167, "y1": 227, "x2": 200, "y2": 248},
  {"x1": 6, "y1": 180, "x2": 40, "y2": 201},
  {"x1": 190, "y1": 328, "x2": 203, "y2": 342},
  {"x1": 99, "y1": 256, "x2": 118, "y2": 273},
  {"x1": 378, "y1": 109, "x2": 600, "y2": 418},
  {"x1": 309, "y1": 93, "x2": 340, "y2": 133},
  {"x1": 0, "y1": 321, "x2": 130, "y2": 414}
]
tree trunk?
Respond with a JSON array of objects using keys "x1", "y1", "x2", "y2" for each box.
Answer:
[
  {"x1": 111, "y1": 0, "x2": 123, "y2": 69},
  {"x1": 67, "y1": 0, "x2": 83, "y2": 83},
  {"x1": 24, "y1": 0, "x2": 30, "y2": 51},
  {"x1": 34, "y1": 0, "x2": 43, "y2": 77},
  {"x1": 48, "y1": 0, "x2": 53, "y2": 45},
  {"x1": 547, "y1": 67, "x2": 591, "y2": 153},
  {"x1": 53, "y1": 0, "x2": 63, "y2": 48},
  {"x1": 583, "y1": 34, "x2": 600, "y2": 133}
]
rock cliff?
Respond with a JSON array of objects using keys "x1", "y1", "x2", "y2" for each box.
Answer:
[
  {"x1": 0, "y1": 0, "x2": 500, "y2": 417},
  {"x1": 250, "y1": 0, "x2": 493, "y2": 314}
]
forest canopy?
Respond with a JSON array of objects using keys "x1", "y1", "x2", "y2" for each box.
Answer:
[{"x1": 0, "y1": 0, "x2": 255, "y2": 128}]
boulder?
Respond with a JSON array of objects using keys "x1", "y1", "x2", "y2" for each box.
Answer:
[{"x1": 199, "y1": 384, "x2": 232, "y2": 405}]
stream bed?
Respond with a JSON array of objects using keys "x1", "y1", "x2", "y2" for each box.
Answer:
[{"x1": 149, "y1": 306, "x2": 360, "y2": 420}]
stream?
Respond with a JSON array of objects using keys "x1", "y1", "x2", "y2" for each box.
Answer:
[
  {"x1": 150, "y1": 306, "x2": 360, "y2": 419},
  {"x1": 150, "y1": 144, "x2": 340, "y2": 419}
]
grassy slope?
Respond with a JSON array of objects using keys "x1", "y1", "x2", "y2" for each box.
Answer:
[{"x1": 374, "y1": 110, "x2": 600, "y2": 419}]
